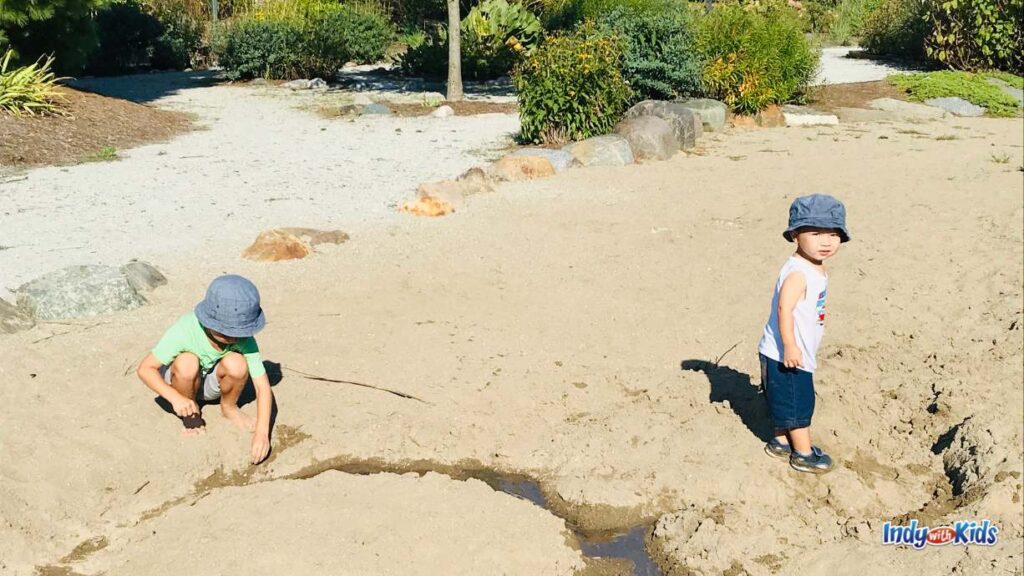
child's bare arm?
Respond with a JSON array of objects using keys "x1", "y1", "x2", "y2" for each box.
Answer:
[
  {"x1": 249, "y1": 373, "x2": 273, "y2": 464},
  {"x1": 136, "y1": 352, "x2": 198, "y2": 417},
  {"x1": 777, "y1": 272, "x2": 806, "y2": 368}
]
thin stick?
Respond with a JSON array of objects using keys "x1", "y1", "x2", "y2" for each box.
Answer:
[
  {"x1": 282, "y1": 366, "x2": 430, "y2": 404},
  {"x1": 714, "y1": 341, "x2": 741, "y2": 367},
  {"x1": 133, "y1": 480, "x2": 151, "y2": 495}
]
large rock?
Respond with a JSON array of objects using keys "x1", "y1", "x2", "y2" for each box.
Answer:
[
  {"x1": 360, "y1": 103, "x2": 392, "y2": 116},
  {"x1": 868, "y1": 98, "x2": 947, "y2": 120},
  {"x1": 782, "y1": 105, "x2": 840, "y2": 126},
  {"x1": 614, "y1": 116, "x2": 680, "y2": 161},
  {"x1": 673, "y1": 98, "x2": 728, "y2": 131},
  {"x1": 400, "y1": 195, "x2": 455, "y2": 217},
  {"x1": 121, "y1": 260, "x2": 167, "y2": 294},
  {"x1": 1, "y1": 298, "x2": 34, "y2": 334},
  {"x1": 562, "y1": 135, "x2": 634, "y2": 167},
  {"x1": 924, "y1": 97, "x2": 985, "y2": 117},
  {"x1": 430, "y1": 105, "x2": 455, "y2": 118},
  {"x1": 623, "y1": 100, "x2": 700, "y2": 148},
  {"x1": 511, "y1": 148, "x2": 577, "y2": 172},
  {"x1": 242, "y1": 228, "x2": 349, "y2": 262},
  {"x1": 15, "y1": 265, "x2": 147, "y2": 321},
  {"x1": 986, "y1": 77, "x2": 1023, "y2": 106},
  {"x1": 489, "y1": 155, "x2": 557, "y2": 182}
]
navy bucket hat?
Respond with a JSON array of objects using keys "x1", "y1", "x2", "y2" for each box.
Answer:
[
  {"x1": 195, "y1": 275, "x2": 266, "y2": 338},
  {"x1": 783, "y1": 193, "x2": 851, "y2": 243}
]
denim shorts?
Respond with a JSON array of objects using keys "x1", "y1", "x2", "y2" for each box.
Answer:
[{"x1": 760, "y1": 354, "x2": 815, "y2": 429}]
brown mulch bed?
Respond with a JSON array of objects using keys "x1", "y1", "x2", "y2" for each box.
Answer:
[
  {"x1": 805, "y1": 80, "x2": 909, "y2": 112},
  {"x1": 0, "y1": 87, "x2": 192, "y2": 168},
  {"x1": 388, "y1": 100, "x2": 519, "y2": 117}
]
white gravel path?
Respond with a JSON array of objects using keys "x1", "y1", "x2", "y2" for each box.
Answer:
[
  {"x1": 813, "y1": 46, "x2": 922, "y2": 85},
  {"x1": 0, "y1": 73, "x2": 519, "y2": 296}
]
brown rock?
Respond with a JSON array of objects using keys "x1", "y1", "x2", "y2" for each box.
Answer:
[
  {"x1": 756, "y1": 105, "x2": 785, "y2": 127},
  {"x1": 457, "y1": 167, "x2": 495, "y2": 194},
  {"x1": 488, "y1": 156, "x2": 556, "y2": 182},
  {"x1": 1, "y1": 297, "x2": 35, "y2": 335},
  {"x1": 400, "y1": 195, "x2": 454, "y2": 217},
  {"x1": 241, "y1": 228, "x2": 349, "y2": 261},
  {"x1": 731, "y1": 114, "x2": 758, "y2": 128}
]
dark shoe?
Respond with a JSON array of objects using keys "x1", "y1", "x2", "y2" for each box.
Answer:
[
  {"x1": 790, "y1": 446, "x2": 835, "y2": 474},
  {"x1": 764, "y1": 438, "x2": 792, "y2": 459}
]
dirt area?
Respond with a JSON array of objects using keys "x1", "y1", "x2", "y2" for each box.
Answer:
[
  {"x1": 807, "y1": 80, "x2": 910, "y2": 111},
  {"x1": 389, "y1": 100, "x2": 519, "y2": 117},
  {"x1": 0, "y1": 87, "x2": 192, "y2": 168}
]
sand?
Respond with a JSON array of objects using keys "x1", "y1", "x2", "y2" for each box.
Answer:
[{"x1": 0, "y1": 84, "x2": 1022, "y2": 576}]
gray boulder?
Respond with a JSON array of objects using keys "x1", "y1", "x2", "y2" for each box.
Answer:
[
  {"x1": 869, "y1": 98, "x2": 947, "y2": 120},
  {"x1": 673, "y1": 98, "x2": 728, "y2": 131},
  {"x1": 283, "y1": 79, "x2": 312, "y2": 91},
  {"x1": 624, "y1": 100, "x2": 700, "y2": 148},
  {"x1": 986, "y1": 77, "x2": 1023, "y2": 106},
  {"x1": 924, "y1": 97, "x2": 985, "y2": 117},
  {"x1": 121, "y1": 260, "x2": 168, "y2": 294},
  {"x1": 360, "y1": 103, "x2": 392, "y2": 116},
  {"x1": 16, "y1": 265, "x2": 147, "y2": 321},
  {"x1": 614, "y1": 116, "x2": 680, "y2": 161},
  {"x1": 511, "y1": 148, "x2": 578, "y2": 172},
  {"x1": 1, "y1": 298, "x2": 34, "y2": 335},
  {"x1": 562, "y1": 135, "x2": 635, "y2": 167},
  {"x1": 308, "y1": 78, "x2": 328, "y2": 90}
]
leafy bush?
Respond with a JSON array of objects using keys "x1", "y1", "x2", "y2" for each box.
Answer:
[
  {"x1": 538, "y1": 0, "x2": 681, "y2": 29},
  {"x1": 401, "y1": 0, "x2": 542, "y2": 80},
  {"x1": 147, "y1": 0, "x2": 207, "y2": 69},
  {"x1": 88, "y1": 1, "x2": 165, "y2": 74},
  {"x1": 1, "y1": 0, "x2": 106, "y2": 73},
  {"x1": 924, "y1": 0, "x2": 1023, "y2": 73},
  {"x1": 594, "y1": 5, "x2": 702, "y2": 100},
  {"x1": 0, "y1": 49, "x2": 65, "y2": 115},
  {"x1": 694, "y1": 3, "x2": 818, "y2": 113},
  {"x1": 512, "y1": 23, "x2": 633, "y2": 144},
  {"x1": 861, "y1": 0, "x2": 928, "y2": 59},
  {"x1": 218, "y1": 17, "x2": 304, "y2": 79},
  {"x1": 219, "y1": 1, "x2": 394, "y2": 80},
  {"x1": 889, "y1": 70, "x2": 1023, "y2": 116}
]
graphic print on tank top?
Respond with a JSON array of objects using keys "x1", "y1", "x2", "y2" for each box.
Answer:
[{"x1": 816, "y1": 289, "x2": 827, "y2": 325}]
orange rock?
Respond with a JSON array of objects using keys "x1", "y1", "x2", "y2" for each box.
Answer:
[
  {"x1": 400, "y1": 195, "x2": 454, "y2": 217},
  {"x1": 241, "y1": 227, "x2": 349, "y2": 261},
  {"x1": 489, "y1": 155, "x2": 556, "y2": 182},
  {"x1": 756, "y1": 105, "x2": 785, "y2": 127},
  {"x1": 731, "y1": 114, "x2": 758, "y2": 128},
  {"x1": 242, "y1": 229, "x2": 312, "y2": 261}
]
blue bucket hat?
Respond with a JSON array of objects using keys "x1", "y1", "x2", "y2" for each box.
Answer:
[
  {"x1": 783, "y1": 193, "x2": 850, "y2": 243},
  {"x1": 195, "y1": 275, "x2": 266, "y2": 338}
]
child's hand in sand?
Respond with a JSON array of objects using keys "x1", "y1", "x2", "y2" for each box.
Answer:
[
  {"x1": 171, "y1": 394, "x2": 199, "y2": 418},
  {"x1": 783, "y1": 346, "x2": 803, "y2": 369},
  {"x1": 250, "y1": 433, "x2": 270, "y2": 465}
]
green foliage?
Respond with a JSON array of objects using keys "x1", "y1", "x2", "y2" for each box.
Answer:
[
  {"x1": 512, "y1": 23, "x2": 633, "y2": 144},
  {"x1": 888, "y1": 70, "x2": 1023, "y2": 116},
  {"x1": 219, "y1": 1, "x2": 394, "y2": 80},
  {"x1": 861, "y1": 0, "x2": 929, "y2": 59},
  {"x1": 0, "y1": 48, "x2": 65, "y2": 115},
  {"x1": 694, "y1": 2, "x2": 818, "y2": 113},
  {"x1": 537, "y1": 0, "x2": 681, "y2": 29},
  {"x1": 88, "y1": 1, "x2": 164, "y2": 74},
  {"x1": 402, "y1": 0, "x2": 543, "y2": 80},
  {"x1": 1, "y1": 0, "x2": 107, "y2": 73},
  {"x1": 218, "y1": 17, "x2": 303, "y2": 80},
  {"x1": 802, "y1": 0, "x2": 880, "y2": 44},
  {"x1": 924, "y1": 0, "x2": 1023, "y2": 73},
  {"x1": 987, "y1": 70, "x2": 1023, "y2": 88},
  {"x1": 594, "y1": 4, "x2": 702, "y2": 100},
  {"x1": 146, "y1": 0, "x2": 207, "y2": 69},
  {"x1": 83, "y1": 146, "x2": 119, "y2": 161}
]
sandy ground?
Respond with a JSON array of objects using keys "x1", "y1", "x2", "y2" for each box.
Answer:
[{"x1": 1, "y1": 73, "x2": 1023, "y2": 575}]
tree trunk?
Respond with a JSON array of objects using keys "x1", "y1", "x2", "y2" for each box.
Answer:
[{"x1": 446, "y1": 0, "x2": 463, "y2": 102}]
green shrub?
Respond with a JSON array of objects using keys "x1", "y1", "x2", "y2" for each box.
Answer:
[
  {"x1": 88, "y1": 1, "x2": 165, "y2": 74},
  {"x1": 594, "y1": 5, "x2": 702, "y2": 100},
  {"x1": 924, "y1": 0, "x2": 1023, "y2": 73},
  {"x1": 861, "y1": 0, "x2": 928, "y2": 59},
  {"x1": 512, "y1": 23, "x2": 633, "y2": 144},
  {"x1": 218, "y1": 17, "x2": 304, "y2": 79},
  {"x1": 538, "y1": 0, "x2": 681, "y2": 29},
  {"x1": 0, "y1": 49, "x2": 65, "y2": 115},
  {"x1": 694, "y1": 3, "x2": 818, "y2": 113},
  {"x1": 401, "y1": 0, "x2": 542, "y2": 80},
  {"x1": 1, "y1": 0, "x2": 106, "y2": 74},
  {"x1": 889, "y1": 70, "x2": 1023, "y2": 116},
  {"x1": 147, "y1": 0, "x2": 207, "y2": 69}
]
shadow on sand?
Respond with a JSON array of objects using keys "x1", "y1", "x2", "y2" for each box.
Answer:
[{"x1": 681, "y1": 359, "x2": 772, "y2": 442}]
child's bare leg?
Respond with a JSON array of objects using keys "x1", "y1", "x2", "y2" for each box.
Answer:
[
  {"x1": 216, "y1": 352, "x2": 256, "y2": 431},
  {"x1": 789, "y1": 427, "x2": 812, "y2": 454},
  {"x1": 773, "y1": 429, "x2": 790, "y2": 445},
  {"x1": 169, "y1": 353, "x2": 205, "y2": 436}
]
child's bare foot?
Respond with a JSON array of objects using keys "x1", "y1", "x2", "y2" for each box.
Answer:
[{"x1": 221, "y1": 405, "x2": 256, "y2": 432}]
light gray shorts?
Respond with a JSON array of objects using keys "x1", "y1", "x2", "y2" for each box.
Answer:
[{"x1": 160, "y1": 363, "x2": 222, "y2": 402}]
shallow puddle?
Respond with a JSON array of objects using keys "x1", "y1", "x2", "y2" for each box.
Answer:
[{"x1": 495, "y1": 478, "x2": 662, "y2": 576}]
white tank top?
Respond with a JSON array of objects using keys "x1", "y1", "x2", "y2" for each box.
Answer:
[{"x1": 758, "y1": 256, "x2": 828, "y2": 373}]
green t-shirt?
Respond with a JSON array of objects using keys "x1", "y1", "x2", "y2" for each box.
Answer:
[{"x1": 152, "y1": 312, "x2": 266, "y2": 378}]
